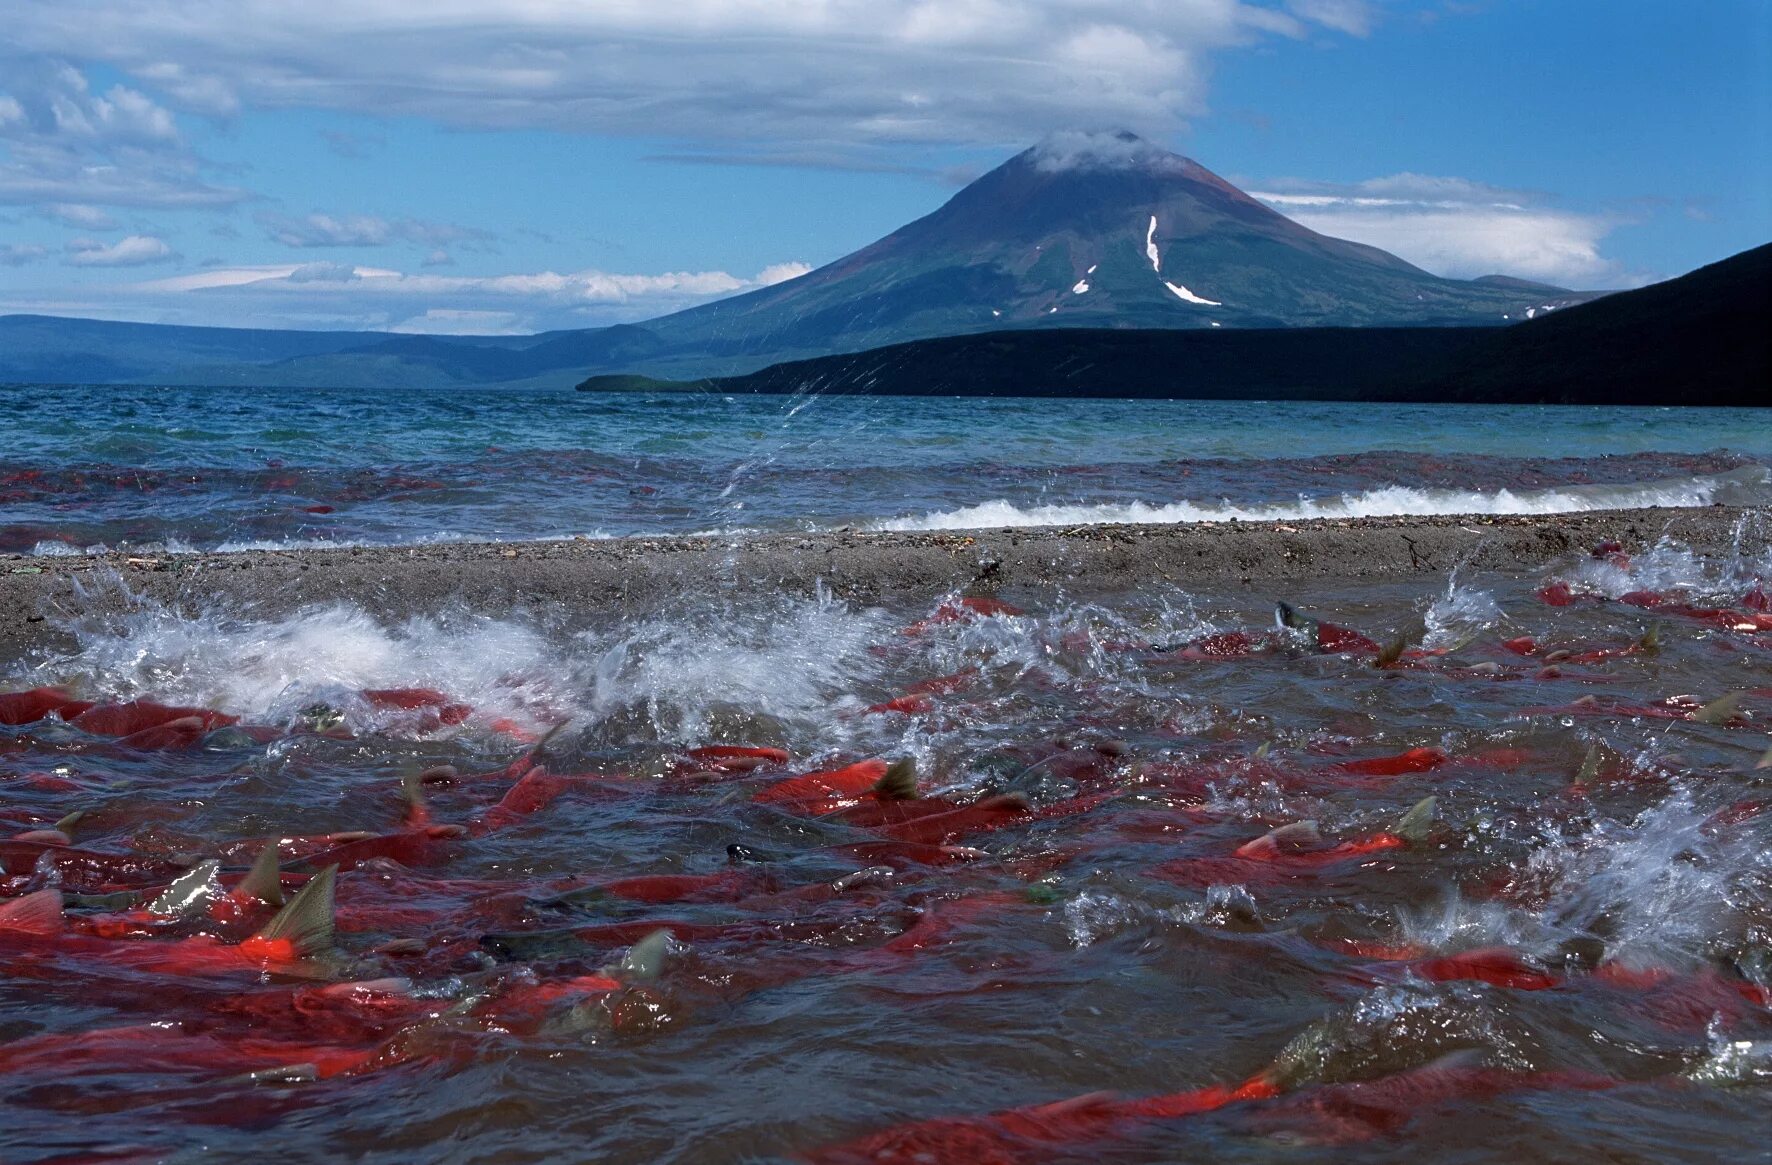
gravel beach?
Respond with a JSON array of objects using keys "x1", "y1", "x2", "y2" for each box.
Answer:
[{"x1": 0, "y1": 506, "x2": 1757, "y2": 662}]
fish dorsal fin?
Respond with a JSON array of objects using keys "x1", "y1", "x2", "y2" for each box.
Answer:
[
  {"x1": 399, "y1": 768, "x2": 431, "y2": 827},
  {"x1": 1690, "y1": 692, "x2": 1742, "y2": 726},
  {"x1": 1375, "y1": 634, "x2": 1408, "y2": 669},
  {"x1": 237, "y1": 845, "x2": 285, "y2": 907},
  {"x1": 1267, "y1": 820, "x2": 1321, "y2": 848},
  {"x1": 609, "y1": 928, "x2": 675, "y2": 983},
  {"x1": 1637, "y1": 623, "x2": 1662, "y2": 653},
  {"x1": 1391, "y1": 796, "x2": 1437, "y2": 843},
  {"x1": 0, "y1": 888, "x2": 64, "y2": 935},
  {"x1": 148, "y1": 859, "x2": 222, "y2": 917},
  {"x1": 1574, "y1": 743, "x2": 1602, "y2": 786},
  {"x1": 1755, "y1": 741, "x2": 1772, "y2": 771},
  {"x1": 252, "y1": 864, "x2": 336, "y2": 957},
  {"x1": 53, "y1": 810, "x2": 86, "y2": 838},
  {"x1": 1254, "y1": 741, "x2": 1272, "y2": 760},
  {"x1": 1237, "y1": 819, "x2": 1321, "y2": 859},
  {"x1": 872, "y1": 758, "x2": 920, "y2": 802},
  {"x1": 531, "y1": 718, "x2": 573, "y2": 765}
]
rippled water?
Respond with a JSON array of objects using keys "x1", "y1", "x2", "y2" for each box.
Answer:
[
  {"x1": 4, "y1": 384, "x2": 1770, "y2": 552},
  {"x1": 2, "y1": 529, "x2": 1769, "y2": 1162}
]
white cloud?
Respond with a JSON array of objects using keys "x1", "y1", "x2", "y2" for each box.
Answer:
[
  {"x1": 0, "y1": 59, "x2": 246, "y2": 208},
  {"x1": 0, "y1": 242, "x2": 49, "y2": 266},
  {"x1": 1, "y1": 2, "x2": 1369, "y2": 149},
  {"x1": 390, "y1": 308, "x2": 527, "y2": 335},
  {"x1": 284, "y1": 260, "x2": 361, "y2": 282},
  {"x1": 1253, "y1": 173, "x2": 1626, "y2": 286},
  {"x1": 256, "y1": 210, "x2": 495, "y2": 249},
  {"x1": 1031, "y1": 128, "x2": 1193, "y2": 173},
  {"x1": 41, "y1": 202, "x2": 118, "y2": 229},
  {"x1": 755, "y1": 260, "x2": 814, "y2": 285},
  {"x1": 1285, "y1": 0, "x2": 1373, "y2": 37},
  {"x1": 34, "y1": 257, "x2": 816, "y2": 331},
  {"x1": 64, "y1": 234, "x2": 179, "y2": 266}
]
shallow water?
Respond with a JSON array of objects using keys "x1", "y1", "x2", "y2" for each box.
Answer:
[
  {"x1": 1, "y1": 528, "x2": 1768, "y2": 1162},
  {"x1": 5, "y1": 384, "x2": 1771, "y2": 553}
]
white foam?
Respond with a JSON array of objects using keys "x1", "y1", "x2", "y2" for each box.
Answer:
[
  {"x1": 573, "y1": 584, "x2": 893, "y2": 746},
  {"x1": 27, "y1": 578, "x2": 578, "y2": 734},
  {"x1": 1145, "y1": 215, "x2": 1160, "y2": 272},
  {"x1": 874, "y1": 466, "x2": 1772, "y2": 532},
  {"x1": 30, "y1": 541, "x2": 80, "y2": 557},
  {"x1": 16, "y1": 576, "x2": 899, "y2": 748},
  {"x1": 1072, "y1": 279, "x2": 1090, "y2": 294},
  {"x1": 1421, "y1": 576, "x2": 1505, "y2": 651}
]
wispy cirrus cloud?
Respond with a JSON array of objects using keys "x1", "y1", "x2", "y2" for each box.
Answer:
[
  {"x1": 1252, "y1": 172, "x2": 1628, "y2": 286},
  {"x1": 255, "y1": 210, "x2": 495, "y2": 250},
  {"x1": 64, "y1": 234, "x2": 179, "y2": 266},
  {"x1": 0, "y1": 242, "x2": 49, "y2": 266},
  {"x1": 39, "y1": 202, "x2": 119, "y2": 229}
]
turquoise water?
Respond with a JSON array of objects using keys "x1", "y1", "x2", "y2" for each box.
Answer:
[{"x1": 2, "y1": 384, "x2": 1768, "y2": 552}]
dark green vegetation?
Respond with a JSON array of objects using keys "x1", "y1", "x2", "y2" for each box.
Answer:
[
  {"x1": 581, "y1": 242, "x2": 1772, "y2": 406},
  {"x1": 3, "y1": 134, "x2": 1614, "y2": 391}
]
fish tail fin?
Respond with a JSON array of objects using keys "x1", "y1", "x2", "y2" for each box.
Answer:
[
  {"x1": 0, "y1": 888, "x2": 64, "y2": 935},
  {"x1": 1755, "y1": 742, "x2": 1772, "y2": 771},
  {"x1": 252, "y1": 864, "x2": 336, "y2": 958},
  {"x1": 1691, "y1": 692, "x2": 1742, "y2": 725},
  {"x1": 1375, "y1": 634, "x2": 1408, "y2": 669},
  {"x1": 1390, "y1": 795, "x2": 1437, "y2": 843},
  {"x1": 1637, "y1": 623, "x2": 1662, "y2": 653},
  {"x1": 1574, "y1": 742, "x2": 1602, "y2": 786},
  {"x1": 872, "y1": 757, "x2": 920, "y2": 802},
  {"x1": 238, "y1": 844, "x2": 285, "y2": 907}
]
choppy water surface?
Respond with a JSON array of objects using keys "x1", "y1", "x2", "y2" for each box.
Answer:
[
  {"x1": 2, "y1": 527, "x2": 1769, "y2": 1162},
  {"x1": 3, "y1": 383, "x2": 1770, "y2": 553}
]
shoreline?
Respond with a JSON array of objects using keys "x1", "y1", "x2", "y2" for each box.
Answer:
[{"x1": 0, "y1": 506, "x2": 1757, "y2": 661}]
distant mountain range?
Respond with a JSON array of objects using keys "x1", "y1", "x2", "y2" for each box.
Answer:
[
  {"x1": 581, "y1": 241, "x2": 1770, "y2": 407},
  {"x1": 1, "y1": 133, "x2": 1615, "y2": 390}
]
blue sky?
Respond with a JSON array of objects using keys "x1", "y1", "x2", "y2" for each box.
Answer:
[{"x1": 1, "y1": 1, "x2": 1766, "y2": 333}]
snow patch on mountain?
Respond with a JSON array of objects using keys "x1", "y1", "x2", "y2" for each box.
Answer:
[{"x1": 1166, "y1": 281, "x2": 1221, "y2": 306}]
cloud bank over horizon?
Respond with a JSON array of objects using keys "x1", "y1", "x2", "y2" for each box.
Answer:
[{"x1": 1251, "y1": 174, "x2": 1633, "y2": 287}]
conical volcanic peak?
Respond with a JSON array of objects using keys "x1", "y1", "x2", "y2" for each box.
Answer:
[{"x1": 642, "y1": 132, "x2": 1593, "y2": 371}]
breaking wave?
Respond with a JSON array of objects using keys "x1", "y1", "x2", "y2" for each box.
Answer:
[{"x1": 875, "y1": 465, "x2": 1772, "y2": 532}]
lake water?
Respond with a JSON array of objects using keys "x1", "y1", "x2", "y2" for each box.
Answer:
[{"x1": 3, "y1": 384, "x2": 1769, "y2": 553}]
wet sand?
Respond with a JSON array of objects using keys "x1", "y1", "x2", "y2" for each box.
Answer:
[{"x1": 0, "y1": 506, "x2": 1754, "y2": 660}]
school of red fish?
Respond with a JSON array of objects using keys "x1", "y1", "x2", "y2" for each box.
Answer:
[{"x1": 2, "y1": 534, "x2": 1770, "y2": 1163}]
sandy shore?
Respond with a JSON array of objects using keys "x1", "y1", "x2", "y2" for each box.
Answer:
[{"x1": 0, "y1": 507, "x2": 1756, "y2": 661}]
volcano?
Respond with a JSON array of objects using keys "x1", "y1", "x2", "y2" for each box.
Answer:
[
  {"x1": 0, "y1": 132, "x2": 1606, "y2": 389},
  {"x1": 635, "y1": 130, "x2": 1596, "y2": 371}
]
